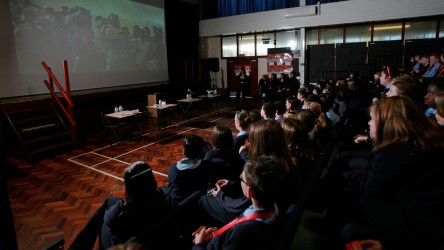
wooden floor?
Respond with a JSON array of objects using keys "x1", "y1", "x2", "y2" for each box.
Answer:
[{"x1": 3, "y1": 97, "x2": 262, "y2": 250}]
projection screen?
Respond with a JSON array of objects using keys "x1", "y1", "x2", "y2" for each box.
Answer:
[{"x1": 1, "y1": 0, "x2": 167, "y2": 98}]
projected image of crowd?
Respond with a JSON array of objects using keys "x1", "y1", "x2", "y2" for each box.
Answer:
[{"x1": 10, "y1": 1, "x2": 166, "y2": 73}]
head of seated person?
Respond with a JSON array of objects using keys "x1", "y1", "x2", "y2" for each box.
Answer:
[
  {"x1": 101, "y1": 161, "x2": 168, "y2": 249},
  {"x1": 193, "y1": 156, "x2": 285, "y2": 248},
  {"x1": 241, "y1": 156, "x2": 284, "y2": 210},
  {"x1": 212, "y1": 125, "x2": 234, "y2": 150},
  {"x1": 124, "y1": 161, "x2": 164, "y2": 206},
  {"x1": 235, "y1": 109, "x2": 252, "y2": 132},
  {"x1": 183, "y1": 134, "x2": 209, "y2": 160}
]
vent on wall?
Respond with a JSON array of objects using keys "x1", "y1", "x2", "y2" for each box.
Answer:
[{"x1": 284, "y1": 3, "x2": 320, "y2": 19}]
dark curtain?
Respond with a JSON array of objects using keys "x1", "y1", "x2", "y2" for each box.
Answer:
[
  {"x1": 308, "y1": 44, "x2": 334, "y2": 83},
  {"x1": 368, "y1": 40, "x2": 403, "y2": 70},
  {"x1": 218, "y1": 0, "x2": 348, "y2": 16},
  {"x1": 218, "y1": 0, "x2": 302, "y2": 16},
  {"x1": 307, "y1": 0, "x2": 342, "y2": 5},
  {"x1": 336, "y1": 42, "x2": 367, "y2": 72}
]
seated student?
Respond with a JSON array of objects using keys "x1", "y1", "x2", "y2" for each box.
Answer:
[
  {"x1": 249, "y1": 110, "x2": 262, "y2": 123},
  {"x1": 305, "y1": 101, "x2": 333, "y2": 146},
  {"x1": 434, "y1": 51, "x2": 444, "y2": 80},
  {"x1": 199, "y1": 120, "x2": 293, "y2": 227},
  {"x1": 192, "y1": 156, "x2": 284, "y2": 250},
  {"x1": 204, "y1": 124, "x2": 244, "y2": 180},
  {"x1": 319, "y1": 93, "x2": 341, "y2": 126},
  {"x1": 420, "y1": 52, "x2": 441, "y2": 81},
  {"x1": 281, "y1": 119, "x2": 315, "y2": 203},
  {"x1": 424, "y1": 80, "x2": 444, "y2": 119},
  {"x1": 339, "y1": 96, "x2": 444, "y2": 250},
  {"x1": 435, "y1": 91, "x2": 444, "y2": 127},
  {"x1": 164, "y1": 134, "x2": 212, "y2": 207},
  {"x1": 296, "y1": 87, "x2": 308, "y2": 110},
  {"x1": 260, "y1": 101, "x2": 276, "y2": 120},
  {"x1": 284, "y1": 96, "x2": 298, "y2": 119},
  {"x1": 273, "y1": 100, "x2": 286, "y2": 124},
  {"x1": 372, "y1": 65, "x2": 400, "y2": 103},
  {"x1": 293, "y1": 109, "x2": 317, "y2": 148},
  {"x1": 233, "y1": 110, "x2": 252, "y2": 154},
  {"x1": 69, "y1": 161, "x2": 170, "y2": 250}
]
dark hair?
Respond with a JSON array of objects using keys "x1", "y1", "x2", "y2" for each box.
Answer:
[
  {"x1": 286, "y1": 96, "x2": 299, "y2": 111},
  {"x1": 244, "y1": 155, "x2": 284, "y2": 208},
  {"x1": 298, "y1": 88, "x2": 308, "y2": 98},
  {"x1": 262, "y1": 102, "x2": 276, "y2": 119},
  {"x1": 124, "y1": 161, "x2": 159, "y2": 206},
  {"x1": 274, "y1": 100, "x2": 286, "y2": 116},
  {"x1": 294, "y1": 109, "x2": 316, "y2": 136},
  {"x1": 318, "y1": 93, "x2": 335, "y2": 112},
  {"x1": 183, "y1": 134, "x2": 205, "y2": 159},
  {"x1": 306, "y1": 94, "x2": 320, "y2": 104},
  {"x1": 249, "y1": 110, "x2": 262, "y2": 123},
  {"x1": 212, "y1": 125, "x2": 234, "y2": 149}
]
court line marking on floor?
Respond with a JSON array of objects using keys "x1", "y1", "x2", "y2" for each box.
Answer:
[
  {"x1": 67, "y1": 158, "x2": 124, "y2": 181},
  {"x1": 67, "y1": 109, "x2": 234, "y2": 179}
]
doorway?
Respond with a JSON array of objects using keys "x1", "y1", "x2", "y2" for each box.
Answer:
[{"x1": 227, "y1": 58, "x2": 258, "y2": 98}]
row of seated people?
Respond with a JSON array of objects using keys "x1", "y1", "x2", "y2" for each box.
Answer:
[
  {"x1": 69, "y1": 75, "x2": 444, "y2": 250},
  {"x1": 68, "y1": 96, "x2": 348, "y2": 250},
  {"x1": 258, "y1": 71, "x2": 301, "y2": 102},
  {"x1": 321, "y1": 72, "x2": 444, "y2": 250},
  {"x1": 408, "y1": 50, "x2": 444, "y2": 83}
]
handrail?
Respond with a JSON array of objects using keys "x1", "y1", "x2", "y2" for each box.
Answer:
[{"x1": 41, "y1": 60, "x2": 76, "y2": 141}]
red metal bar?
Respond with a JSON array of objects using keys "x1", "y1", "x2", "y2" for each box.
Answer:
[
  {"x1": 42, "y1": 60, "x2": 76, "y2": 141},
  {"x1": 63, "y1": 60, "x2": 71, "y2": 96},
  {"x1": 41, "y1": 61, "x2": 73, "y2": 107},
  {"x1": 44, "y1": 79, "x2": 76, "y2": 126}
]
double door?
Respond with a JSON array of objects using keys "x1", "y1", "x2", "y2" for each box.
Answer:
[{"x1": 227, "y1": 58, "x2": 258, "y2": 98}]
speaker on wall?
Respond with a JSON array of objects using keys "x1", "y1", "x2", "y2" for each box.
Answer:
[{"x1": 208, "y1": 58, "x2": 219, "y2": 72}]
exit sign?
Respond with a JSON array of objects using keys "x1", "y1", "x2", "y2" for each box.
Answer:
[{"x1": 263, "y1": 41, "x2": 269, "y2": 44}]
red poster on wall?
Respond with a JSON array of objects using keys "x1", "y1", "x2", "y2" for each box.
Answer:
[{"x1": 267, "y1": 52, "x2": 294, "y2": 77}]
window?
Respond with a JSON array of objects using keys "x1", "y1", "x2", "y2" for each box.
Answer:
[
  {"x1": 256, "y1": 32, "x2": 275, "y2": 56},
  {"x1": 276, "y1": 30, "x2": 297, "y2": 52},
  {"x1": 238, "y1": 34, "x2": 255, "y2": 57},
  {"x1": 441, "y1": 19, "x2": 444, "y2": 38},
  {"x1": 346, "y1": 25, "x2": 371, "y2": 43},
  {"x1": 320, "y1": 27, "x2": 343, "y2": 44},
  {"x1": 222, "y1": 36, "x2": 237, "y2": 57},
  {"x1": 306, "y1": 29, "x2": 318, "y2": 46},
  {"x1": 405, "y1": 20, "x2": 437, "y2": 39},
  {"x1": 373, "y1": 23, "x2": 402, "y2": 41}
]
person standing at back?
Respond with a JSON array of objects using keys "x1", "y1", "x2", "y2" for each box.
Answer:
[
  {"x1": 236, "y1": 68, "x2": 250, "y2": 100},
  {"x1": 257, "y1": 74, "x2": 269, "y2": 100}
]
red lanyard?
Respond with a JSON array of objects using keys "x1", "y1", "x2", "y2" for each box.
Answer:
[
  {"x1": 212, "y1": 210, "x2": 274, "y2": 237},
  {"x1": 436, "y1": 65, "x2": 444, "y2": 78}
]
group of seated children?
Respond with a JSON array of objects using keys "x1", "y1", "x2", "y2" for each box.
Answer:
[{"x1": 71, "y1": 62, "x2": 444, "y2": 249}]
